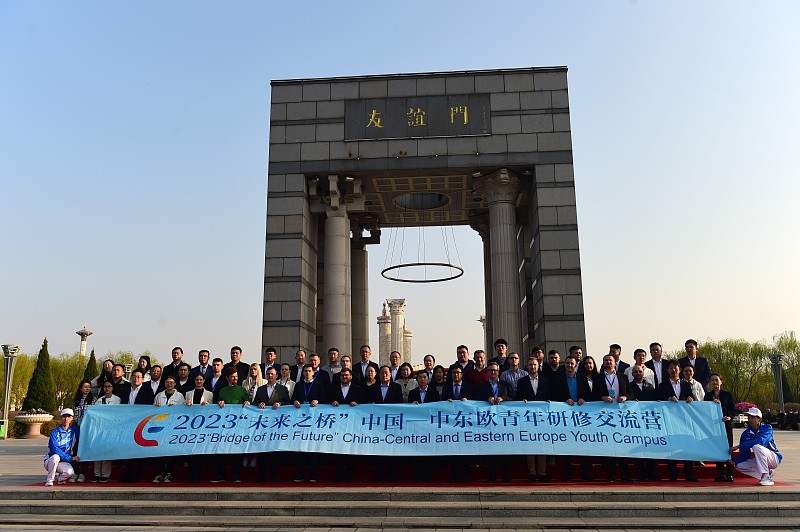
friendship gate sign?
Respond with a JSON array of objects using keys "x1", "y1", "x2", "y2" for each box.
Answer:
[{"x1": 78, "y1": 400, "x2": 729, "y2": 461}]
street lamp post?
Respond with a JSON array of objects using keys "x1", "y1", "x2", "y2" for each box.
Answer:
[
  {"x1": 770, "y1": 353, "x2": 785, "y2": 414},
  {"x1": 1, "y1": 344, "x2": 21, "y2": 440}
]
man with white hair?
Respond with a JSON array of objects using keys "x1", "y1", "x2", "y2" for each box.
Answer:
[{"x1": 730, "y1": 407, "x2": 782, "y2": 486}]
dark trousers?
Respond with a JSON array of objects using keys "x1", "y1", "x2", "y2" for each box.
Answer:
[
  {"x1": 486, "y1": 455, "x2": 511, "y2": 482},
  {"x1": 216, "y1": 454, "x2": 242, "y2": 481},
  {"x1": 667, "y1": 460, "x2": 695, "y2": 480},
  {"x1": 258, "y1": 452, "x2": 280, "y2": 482},
  {"x1": 564, "y1": 456, "x2": 591, "y2": 481},
  {"x1": 605, "y1": 457, "x2": 631, "y2": 481},
  {"x1": 295, "y1": 452, "x2": 319, "y2": 481}
]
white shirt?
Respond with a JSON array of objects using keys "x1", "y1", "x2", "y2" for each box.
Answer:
[
  {"x1": 603, "y1": 371, "x2": 619, "y2": 398},
  {"x1": 128, "y1": 385, "x2": 141, "y2": 404}
]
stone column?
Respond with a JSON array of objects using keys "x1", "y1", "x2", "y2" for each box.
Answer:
[
  {"x1": 386, "y1": 299, "x2": 407, "y2": 366},
  {"x1": 473, "y1": 169, "x2": 522, "y2": 353},
  {"x1": 323, "y1": 176, "x2": 351, "y2": 354},
  {"x1": 350, "y1": 237, "x2": 369, "y2": 359},
  {"x1": 403, "y1": 326, "x2": 413, "y2": 364},
  {"x1": 470, "y1": 214, "x2": 492, "y2": 353},
  {"x1": 377, "y1": 302, "x2": 391, "y2": 363}
]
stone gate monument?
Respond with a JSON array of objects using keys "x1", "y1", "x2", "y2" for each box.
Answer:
[{"x1": 263, "y1": 67, "x2": 586, "y2": 362}]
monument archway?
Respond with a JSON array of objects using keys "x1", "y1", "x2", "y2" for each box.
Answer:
[{"x1": 263, "y1": 67, "x2": 586, "y2": 364}]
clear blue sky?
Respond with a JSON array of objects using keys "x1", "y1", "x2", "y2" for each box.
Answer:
[{"x1": 2, "y1": 1, "x2": 798, "y2": 366}]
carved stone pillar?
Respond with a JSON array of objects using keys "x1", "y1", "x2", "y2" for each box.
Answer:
[
  {"x1": 386, "y1": 299, "x2": 407, "y2": 366},
  {"x1": 470, "y1": 213, "x2": 492, "y2": 353},
  {"x1": 323, "y1": 175, "x2": 351, "y2": 354},
  {"x1": 377, "y1": 302, "x2": 391, "y2": 364},
  {"x1": 351, "y1": 233, "x2": 369, "y2": 358},
  {"x1": 473, "y1": 169, "x2": 522, "y2": 353}
]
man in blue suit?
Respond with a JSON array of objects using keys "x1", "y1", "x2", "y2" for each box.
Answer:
[
  {"x1": 679, "y1": 339, "x2": 712, "y2": 389},
  {"x1": 189, "y1": 349, "x2": 214, "y2": 382}
]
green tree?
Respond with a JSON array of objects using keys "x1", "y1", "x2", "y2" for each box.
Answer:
[
  {"x1": 52, "y1": 352, "x2": 86, "y2": 409},
  {"x1": 21, "y1": 338, "x2": 57, "y2": 414},
  {"x1": 775, "y1": 331, "x2": 800, "y2": 404},
  {"x1": 83, "y1": 349, "x2": 98, "y2": 382},
  {"x1": 700, "y1": 338, "x2": 770, "y2": 404}
]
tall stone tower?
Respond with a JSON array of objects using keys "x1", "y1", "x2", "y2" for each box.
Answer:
[{"x1": 377, "y1": 299, "x2": 413, "y2": 365}]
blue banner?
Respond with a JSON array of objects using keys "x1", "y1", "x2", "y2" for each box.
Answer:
[{"x1": 77, "y1": 401, "x2": 729, "y2": 461}]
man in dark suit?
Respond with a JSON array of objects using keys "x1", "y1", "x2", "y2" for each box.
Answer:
[
  {"x1": 645, "y1": 342, "x2": 670, "y2": 388},
  {"x1": 477, "y1": 361, "x2": 513, "y2": 483},
  {"x1": 540, "y1": 349, "x2": 564, "y2": 380},
  {"x1": 120, "y1": 369, "x2": 156, "y2": 405},
  {"x1": 628, "y1": 365, "x2": 660, "y2": 481},
  {"x1": 550, "y1": 355, "x2": 593, "y2": 481},
  {"x1": 658, "y1": 359, "x2": 698, "y2": 482},
  {"x1": 110, "y1": 364, "x2": 129, "y2": 399},
  {"x1": 224, "y1": 345, "x2": 250, "y2": 384},
  {"x1": 289, "y1": 349, "x2": 307, "y2": 382},
  {"x1": 330, "y1": 367, "x2": 364, "y2": 482},
  {"x1": 330, "y1": 368, "x2": 365, "y2": 406},
  {"x1": 253, "y1": 367, "x2": 290, "y2": 408},
  {"x1": 148, "y1": 365, "x2": 165, "y2": 396},
  {"x1": 447, "y1": 344, "x2": 475, "y2": 380},
  {"x1": 418, "y1": 354, "x2": 436, "y2": 384},
  {"x1": 259, "y1": 347, "x2": 281, "y2": 379},
  {"x1": 441, "y1": 366, "x2": 473, "y2": 401},
  {"x1": 609, "y1": 343, "x2": 630, "y2": 374},
  {"x1": 354, "y1": 345, "x2": 379, "y2": 384},
  {"x1": 387, "y1": 351, "x2": 402, "y2": 381},
  {"x1": 516, "y1": 356, "x2": 550, "y2": 481},
  {"x1": 488, "y1": 338, "x2": 510, "y2": 373},
  {"x1": 162, "y1": 346, "x2": 184, "y2": 381},
  {"x1": 369, "y1": 366, "x2": 403, "y2": 482},
  {"x1": 594, "y1": 354, "x2": 633, "y2": 482},
  {"x1": 369, "y1": 366, "x2": 403, "y2": 404},
  {"x1": 175, "y1": 363, "x2": 194, "y2": 395},
  {"x1": 408, "y1": 370, "x2": 440, "y2": 404},
  {"x1": 679, "y1": 338, "x2": 712, "y2": 389},
  {"x1": 189, "y1": 349, "x2": 214, "y2": 382},
  {"x1": 208, "y1": 358, "x2": 228, "y2": 402},
  {"x1": 516, "y1": 357, "x2": 550, "y2": 402}
]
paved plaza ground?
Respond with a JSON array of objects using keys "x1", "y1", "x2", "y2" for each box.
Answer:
[{"x1": 1, "y1": 428, "x2": 798, "y2": 531}]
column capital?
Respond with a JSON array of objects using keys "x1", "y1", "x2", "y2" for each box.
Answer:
[
  {"x1": 386, "y1": 298, "x2": 407, "y2": 315},
  {"x1": 468, "y1": 212, "x2": 491, "y2": 241},
  {"x1": 473, "y1": 168, "x2": 521, "y2": 205}
]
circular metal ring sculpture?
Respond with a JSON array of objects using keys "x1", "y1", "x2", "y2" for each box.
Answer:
[{"x1": 381, "y1": 262, "x2": 464, "y2": 283}]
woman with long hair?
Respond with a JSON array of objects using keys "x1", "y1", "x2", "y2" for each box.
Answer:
[
  {"x1": 137, "y1": 355, "x2": 152, "y2": 381},
  {"x1": 580, "y1": 355, "x2": 600, "y2": 395},
  {"x1": 242, "y1": 363, "x2": 265, "y2": 403},
  {"x1": 90, "y1": 359, "x2": 115, "y2": 394},
  {"x1": 395, "y1": 362, "x2": 418, "y2": 403},
  {"x1": 432, "y1": 365, "x2": 447, "y2": 397}
]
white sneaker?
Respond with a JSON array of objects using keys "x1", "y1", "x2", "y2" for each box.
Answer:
[
  {"x1": 69, "y1": 473, "x2": 77, "y2": 483},
  {"x1": 44, "y1": 481, "x2": 53, "y2": 487},
  {"x1": 759, "y1": 476, "x2": 774, "y2": 486},
  {"x1": 76, "y1": 474, "x2": 85, "y2": 483}
]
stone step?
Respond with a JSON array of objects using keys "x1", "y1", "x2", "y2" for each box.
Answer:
[
  {"x1": 1, "y1": 514, "x2": 800, "y2": 530},
  {"x1": 1, "y1": 486, "x2": 797, "y2": 503},
  {"x1": 2, "y1": 499, "x2": 800, "y2": 518}
]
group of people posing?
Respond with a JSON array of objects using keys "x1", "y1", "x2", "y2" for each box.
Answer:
[{"x1": 46, "y1": 339, "x2": 781, "y2": 486}]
